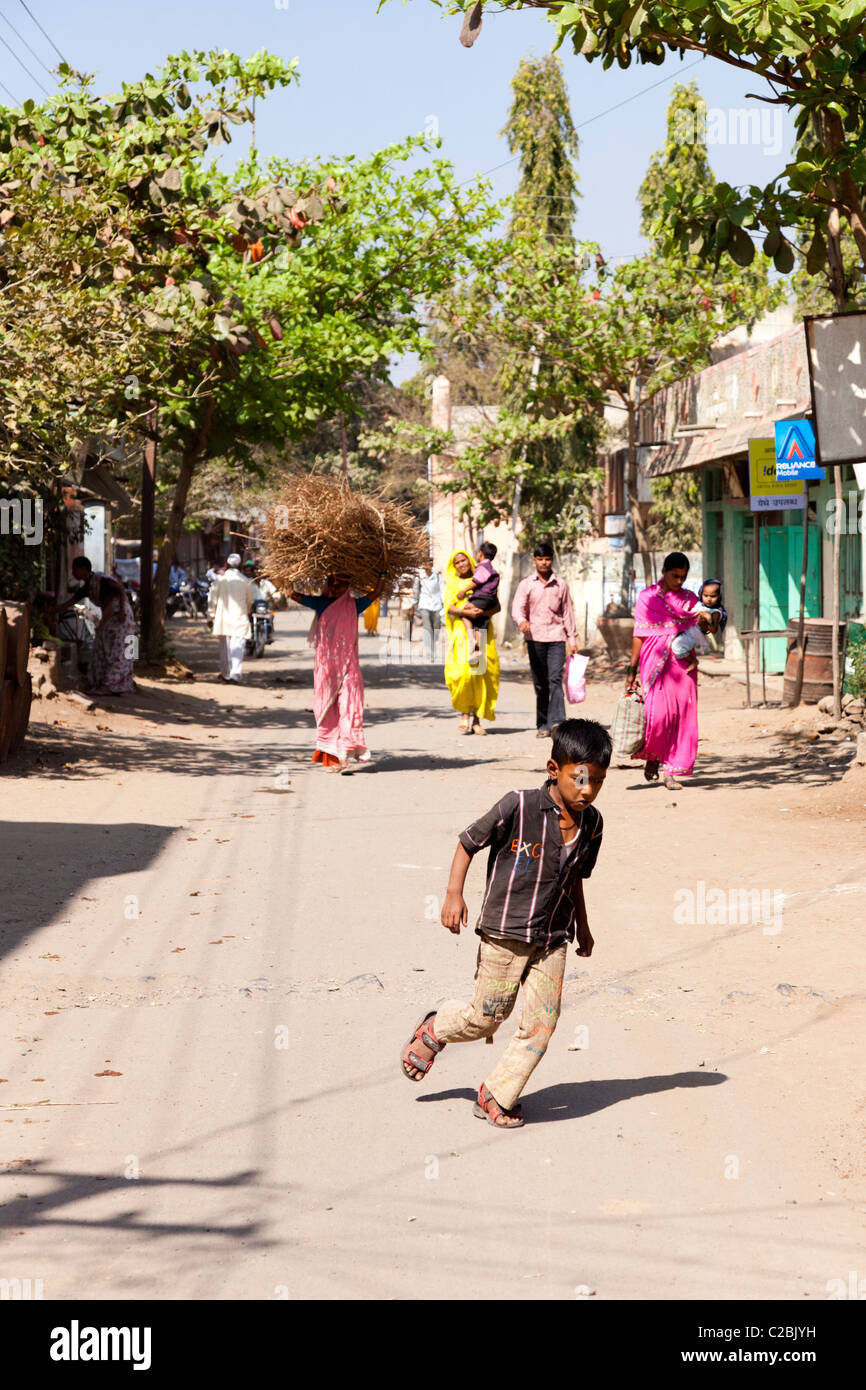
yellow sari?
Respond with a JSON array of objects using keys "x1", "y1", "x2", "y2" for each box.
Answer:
[
  {"x1": 443, "y1": 549, "x2": 500, "y2": 722},
  {"x1": 363, "y1": 598, "x2": 380, "y2": 634}
]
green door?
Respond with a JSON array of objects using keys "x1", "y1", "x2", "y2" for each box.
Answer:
[{"x1": 758, "y1": 523, "x2": 820, "y2": 672}]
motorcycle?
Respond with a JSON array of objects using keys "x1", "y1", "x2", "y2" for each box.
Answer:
[
  {"x1": 124, "y1": 579, "x2": 141, "y2": 625},
  {"x1": 166, "y1": 580, "x2": 198, "y2": 619},
  {"x1": 57, "y1": 601, "x2": 97, "y2": 675},
  {"x1": 192, "y1": 577, "x2": 210, "y2": 617},
  {"x1": 246, "y1": 597, "x2": 274, "y2": 658}
]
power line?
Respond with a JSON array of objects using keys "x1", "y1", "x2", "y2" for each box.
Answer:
[
  {"x1": 0, "y1": 6, "x2": 54, "y2": 78},
  {"x1": 0, "y1": 30, "x2": 50, "y2": 95},
  {"x1": 16, "y1": 0, "x2": 65, "y2": 65},
  {"x1": 0, "y1": 74, "x2": 19, "y2": 102},
  {"x1": 575, "y1": 55, "x2": 705, "y2": 133},
  {"x1": 468, "y1": 55, "x2": 706, "y2": 186}
]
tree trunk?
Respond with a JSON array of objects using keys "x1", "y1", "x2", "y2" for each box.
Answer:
[
  {"x1": 146, "y1": 399, "x2": 215, "y2": 661},
  {"x1": 619, "y1": 392, "x2": 652, "y2": 609},
  {"x1": 820, "y1": 109, "x2": 866, "y2": 272},
  {"x1": 495, "y1": 348, "x2": 541, "y2": 645}
]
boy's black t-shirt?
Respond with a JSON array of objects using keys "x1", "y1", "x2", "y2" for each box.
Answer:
[{"x1": 458, "y1": 781, "x2": 603, "y2": 949}]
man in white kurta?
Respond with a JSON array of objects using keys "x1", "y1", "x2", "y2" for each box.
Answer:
[{"x1": 208, "y1": 554, "x2": 254, "y2": 683}]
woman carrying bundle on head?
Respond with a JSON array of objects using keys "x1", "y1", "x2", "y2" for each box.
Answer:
[{"x1": 290, "y1": 561, "x2": 389, "y2": 774}]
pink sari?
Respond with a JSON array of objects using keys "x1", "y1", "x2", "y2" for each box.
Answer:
[
  {"x1": 311, "y1": 592, "x2": 370, "y2": 764},
  {"x1": 633, "y1": 582, "x2": 700, "y2": 778}
]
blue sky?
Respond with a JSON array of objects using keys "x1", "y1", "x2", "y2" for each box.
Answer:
[{"x1": 4, "y1": 1, "x2": 796, "y2": 374}]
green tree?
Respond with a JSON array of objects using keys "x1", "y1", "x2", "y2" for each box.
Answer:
[
  {"x1": 503, "y1": 52, "x2": 580, "y2": 243},
  {"x1": 389, "y1": 3, "x2": 866, "y2": 279},
  {"x1": 638, "y1": 81, "x2": 713, "y2": 243},
  {"x1": 497, "y1": 53, "x2": 599, "y2": 602},
  {"x1": 0, "y1": 54, "x2": 496, "y2": 653},
  {"x1": 432, "y1": 234, "x2": 779, "y2": 600}
]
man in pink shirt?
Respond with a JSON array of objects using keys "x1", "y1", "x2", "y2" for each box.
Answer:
[{"x1": 511, "y1": 542, "x2": 579, "y2": 737}]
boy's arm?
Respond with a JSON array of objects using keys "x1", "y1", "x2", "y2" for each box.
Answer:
[
  {"x1": 444, "y1": 790, "x2": 518, "y2": 933},
  {"x1": 441, "y1": 842, "x2": 472, "y2": 934},
  {"x1": 572, "y1": 878, "x2": 594, "y2": 958}
]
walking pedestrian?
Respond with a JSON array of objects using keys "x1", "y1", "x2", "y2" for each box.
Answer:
[
  {"x1": 401, "y1": 719, "x2": 610, "y2": 1127},
  {"x1": 208, "y1": 553, "x2": 254, "y2": 684},
  {"x1": 412, "y1": 557, "x2": 445, "y2": 663},
  {"x1": 55, "y1": 556, "x2": 136, "y2": 695},
  {"x1": 290, "y1": 567, "x2": 389, "y2": 773},
  {"x1": 511, "y1": 542, "x2": 579, "y2": 738},
  {"x1": 625, "y1": 551, "x2": 708, "y2": 790},
  {"x1": 443, "y1": 549, "x2": 500, "y2": 734}
]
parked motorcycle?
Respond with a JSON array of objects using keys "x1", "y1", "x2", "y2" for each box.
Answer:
[
  {"x1": 246, "y1": 597, "x2": 274, "y2": 658},
  {"x1": 192, "y1": 576, "x2": 210, "y2": 617},
  {"x1": 166, "y1": 581, "x2": 199, "y2": 619}
]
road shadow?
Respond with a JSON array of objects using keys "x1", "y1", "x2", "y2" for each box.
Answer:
[
  {"x1": 370, "y1": 753, "x2": 498, "y2": 773},
  {"x1": 623, "y1": 748, "x2": 855, "y2": 792},
  {"x1": 0, "y1": 820, "x2": 175, "y2": 960},
  {"x1": 0, "y1": 1160, "x2": 272, "y2": 1247},
  {"x1": 417, "y1": 1070, "x2": 727, "y2": 1124}
]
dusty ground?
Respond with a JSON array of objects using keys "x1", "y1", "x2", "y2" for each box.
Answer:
[{"x1": 1, "y1": 608, "x2": 864, "y2": 1301}]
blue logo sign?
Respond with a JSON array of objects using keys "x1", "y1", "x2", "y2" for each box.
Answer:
[{"x1": 775, "y1": 419, "x2": 824, "y2": 480}]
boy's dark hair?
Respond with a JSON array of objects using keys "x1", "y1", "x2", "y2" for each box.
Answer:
[
  {"x1": 479, "y1": 541, "x2": 497, "y2": 561},
  {"x1": 662, "y1": 551, "x2": 690, "y2": 572},
  {"x1": 533, "y1": 541, "x2": 554, "y2": 559},
  {"x1": 551, "y1": 718, "x2": 612, "y2": 769},
  {"x1": 72, "y1": 556, "x2": 92, "y2": 573}
]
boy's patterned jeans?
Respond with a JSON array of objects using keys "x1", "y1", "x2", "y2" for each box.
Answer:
[{"x1": 434, "y1": 932, "x2": 568, "y2": 1112}]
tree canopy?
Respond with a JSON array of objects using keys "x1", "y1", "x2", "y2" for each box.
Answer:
[
  {"x1": 0, "y1": 51, "x2": 497, "y2": 640},
  {"x1": 387, "y1": 1, "x2": 866, "y2": 281}
]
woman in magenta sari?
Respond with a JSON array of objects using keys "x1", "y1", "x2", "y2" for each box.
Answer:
[
  {"x1": 625, "y1": 552, "x2": 709, "y2": 791},
  {"x1": 290, "y1": 569, "x2": 388, "y2": 774}
]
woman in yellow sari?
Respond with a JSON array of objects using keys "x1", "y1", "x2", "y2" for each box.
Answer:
[{"x1": 444, "y1": 549, "x2": 500, "y2": 734}]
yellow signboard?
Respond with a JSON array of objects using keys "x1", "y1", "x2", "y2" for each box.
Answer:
[{"x1": 748, "y1": 438, "x2": 805, "y2": 511}]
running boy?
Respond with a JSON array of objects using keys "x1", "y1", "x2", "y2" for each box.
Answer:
[
  {"x1": 401, "y1": 718, "x2": 610, "y2": 1128},
  {"x1": 454, "y1": 541, "x2": 499, "y2": 666}
]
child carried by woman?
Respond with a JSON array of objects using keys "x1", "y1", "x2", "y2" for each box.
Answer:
[
  {"x1": 671, "y1": 578, "x2": 727, "y2": 668},
  {"x1": 452, "y1": 542, "x2": 499, "y2": 667}
]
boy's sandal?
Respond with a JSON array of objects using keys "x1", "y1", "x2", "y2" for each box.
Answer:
[
  {"x1": 473, "y1": 1082, "x2": 525, "y2": 1129},
  {"x1": 401, "y1": 1010, "x2": 445, "y2": 1082}
]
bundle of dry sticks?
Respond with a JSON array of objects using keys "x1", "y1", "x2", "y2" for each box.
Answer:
[{"x1": 263, "y1": 477, "x2": 427, "y2": 596}]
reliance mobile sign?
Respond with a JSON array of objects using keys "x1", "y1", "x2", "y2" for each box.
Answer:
[{"x1": 774, "y1": 420, "x2": 825, "y2": 480}]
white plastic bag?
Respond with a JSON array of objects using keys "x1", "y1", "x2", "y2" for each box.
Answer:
[{"x1": 565, "y1": 653, "x2": 589, "y2": 705}]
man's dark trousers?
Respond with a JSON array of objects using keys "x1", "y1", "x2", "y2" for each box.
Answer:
[{"x1": 526, "y1": 639, "x2": 566, "y2": 731}]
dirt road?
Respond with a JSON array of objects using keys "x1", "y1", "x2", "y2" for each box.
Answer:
[{"x1": 2, "y1": 609, "x2": 864, "y2": 1300}]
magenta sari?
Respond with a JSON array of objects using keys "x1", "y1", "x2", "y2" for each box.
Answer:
[
  {"x1": 633, "y1": 582, "x2": 701, "y2": 778},
  {"x1": 311, "y1": 591, "x2": 370, "y2": 764}
]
